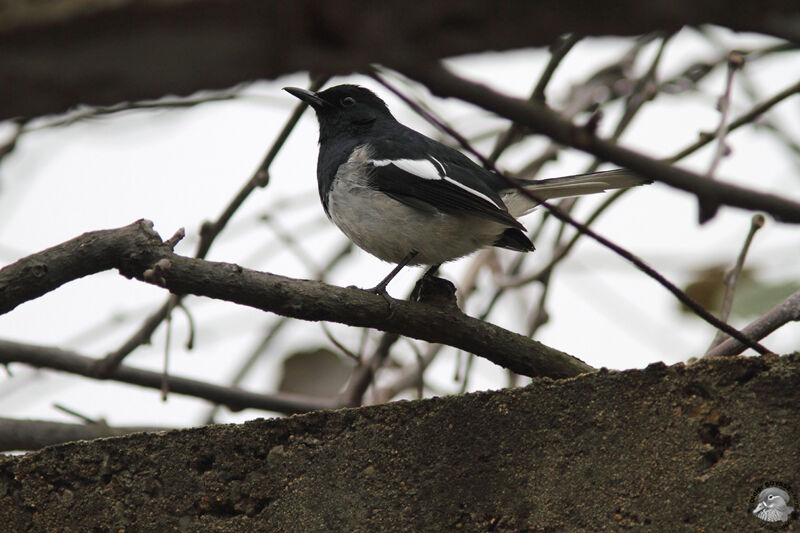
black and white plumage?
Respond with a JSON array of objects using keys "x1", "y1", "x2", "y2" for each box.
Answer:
[{"x1": 284, "y1": 84, "x2": 649, "y2": 292}]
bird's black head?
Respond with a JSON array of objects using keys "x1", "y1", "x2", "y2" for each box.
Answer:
[{"x1": 283, "y1": 84, "x2": 395, "y2": 142}]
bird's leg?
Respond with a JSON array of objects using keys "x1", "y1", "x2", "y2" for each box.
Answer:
[
  {"x1": 412, "y1": 263, "x2": 456, "y2": 305},
  {"x1": 422, "y1": 263, "x2": 441, "y2": 279},
  {"x1": 367, "y1": 251, "x2": 419, "y2": 298}
]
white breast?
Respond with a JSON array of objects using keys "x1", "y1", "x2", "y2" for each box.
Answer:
[{"x1": 326, "y1": 145, "x2": 505, "y2": 265}]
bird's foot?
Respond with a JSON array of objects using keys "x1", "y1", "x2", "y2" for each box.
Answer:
[
  {"x1": 411, "y1": 273, "x2": 458, "y2": 308},
  {"x1": 356, "y1": 281, "x2": 399, "y2": 317}
]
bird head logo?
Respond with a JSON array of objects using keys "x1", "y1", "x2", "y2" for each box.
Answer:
[{"x1": 752, "y1": 487, "x2": 794, "y2": 523}]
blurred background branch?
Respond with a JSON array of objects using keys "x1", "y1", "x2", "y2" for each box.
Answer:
[{"x1": 1, "y1": 0, "x2": 797, "y2": 119}]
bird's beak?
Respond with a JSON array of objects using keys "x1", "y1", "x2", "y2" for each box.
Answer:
[{"x1": 283, "y1": 87, "x2": 326, "y2": 108}]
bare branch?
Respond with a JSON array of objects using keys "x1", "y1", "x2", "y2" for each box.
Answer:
[
  {"x1": 401, "y1": 63, "x2": 800, "y2": 224},
  {"x1": 0, "y1": 417, "x2": 168, "y2": 452},
  {"x1": 3, "y1": 0, "x2": 797, "y2": 120},
  {"x1": 698, "y1": 52, "x2": 744, "y2": 221},
  {"x1": 667, "y1": 78, "x2": 800, "y2": 163},
  {"x1": 203, "y1": 316, "x2": 290, "y2": 424},
  {"x1": 487, "y1": 32, "x2": 582, "y2": 164},
  {"x1": 0, "y1": 90, "x2": 241, "y2": 164},
  {"x1": 203, "y1": 240, "x2": 353, "y2": 424},
  {"x1": 0, "y1": 339, "x2": 335, "y2": 414},
  {"x1": 705, "y1": 214, "x2": 766, "y2": 353},
  {"x1": 52, "y1": 403, "x2": 98, "y2": 424},
  {"x1": 500, "y1": 189, "x2": 628, "y2": 289},
  {"x1": 706, "y1": 289, "x2": 800, "y2": 357},
  {"x1": 705, "y1": 53, "x2": 741, "y2": 180},
  {"x1": 341, "y1": 333, "x2": 401, "y2": 407},
  {"x1": 500, "y1": 37, "x2": 671, "y2": 290},
  {"x1": 320, "y1": 322, "x2": 361, "y2": 363},
  {"x1": 95, "y1": 76, "x2": 330, "y2": 375},
  {"x1": 0, "y1": 221, "x2": 594, "y2": 378},
  {"x1": 395, "y1": 64, "x2": 772, "y2": 355},
  {"x1": 373, "y1": 343, "x2": 443, "y2": 403}
]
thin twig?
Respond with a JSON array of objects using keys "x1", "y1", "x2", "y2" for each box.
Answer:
[
  {"x1": 699, "y1": 52, "x2": 744, "y2": 222},
  {"x1": 526, "y1": 280, "x2": 552, "y2": 337},
  {"x1": 667, "y1": 78, "x2": 800, "y2": 163},
  {"x1": 458, "y1": 353, "x2": 474, "y2": 394},
  {"x1": 706, "y1": 289, "x2": 800, "y2": 357},
  {"x1": 500, "y1": 188, "x2": 628, "y2": 289},
  {"x1": 52, "y1": 403, "x2": 98, "y2": 424},
  {"x1": 341, "y1": 333, "x2": 401, "y2": 407},
  {"x1": 176, "y1": 302, "x2": 196, "y2": 350},
  {"x1": 487, "y1": 33, "x2": 581, "y2": 164},
  {"x1": 321, "y1": 322, "x2": 361, "y2": 362},
  {"x1": 202, "y1": 239, "x2": 352, "y2": 423},
  {"x1": 513, "y1": 35, "x2": 666, "y2": 180},
  {"x1": 609, "y1": 34, "x2": 671, "y2": 142},
  {"x1": 202, "y1": 317, "x2": 290, "y2": 424},
  {"x1": 162, "y1": 296, "x2": 175, "y2": 401},
  {"x1": 96, "y1": 76, "x2": 330, "y2": 374},
  {"x1": 705, "y1": 214, "x2": 766, "y2": 353},
  {"x1": 706, "y1": 53, "x2": 742, "y2": 180},
  {"x1": 0, "y1": 89, "x2": 244, "y2": 164},
  {"x1": 400, "y1": 63, "x2": 773, "y2": 355},
  {"x1": 260, "y1": 214, "x2": 321, "y2": 275},
  {"x1": 504, "y1": 35, "x2": 670, "y2": 293}
]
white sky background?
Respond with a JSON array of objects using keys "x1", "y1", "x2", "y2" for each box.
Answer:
[{"x1": 0, "y1": 27, "x2": 798, "y2": 428}]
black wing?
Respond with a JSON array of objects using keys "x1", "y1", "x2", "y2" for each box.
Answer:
[{"x1": 365, "y1": 140, "x2": 523, "y2": 230}]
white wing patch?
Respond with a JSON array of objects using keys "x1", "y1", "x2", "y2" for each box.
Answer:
[
  {"x1": 369, "y1": 157, "x2": 505, "y2": 210},
  {"x1": 371, "y1": 158, "x2": 441, "y2": 181}
]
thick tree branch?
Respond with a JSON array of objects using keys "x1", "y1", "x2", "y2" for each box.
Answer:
[
  {"x1": 0, "y1": 221, "x2": 161, "y2": 314},
  {"x1": 2, "y1": 0, "x2": 798, "y2": 120},
  {"x1": 0, "y1": 221, "x2": 593, "y2": 378},
  {"x1": 0, "y1": 339, "x2": 337, "y2": 414}
]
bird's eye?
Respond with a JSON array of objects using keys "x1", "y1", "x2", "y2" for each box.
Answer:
[{"x1": 340, "y1": 97, "x2": 356, "y2": 107}]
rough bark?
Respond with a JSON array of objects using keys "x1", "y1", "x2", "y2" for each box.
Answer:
[
  {"x1": 1, "y1": 354, "x2": 797, "y2": 531},
  {"x1": 0, "y1": 220, "x2": 592, "y2": 379}
]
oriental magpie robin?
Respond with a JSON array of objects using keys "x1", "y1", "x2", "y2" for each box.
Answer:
[{"x1": 285, "y1": 84, "x2": 649, "y2": 295}]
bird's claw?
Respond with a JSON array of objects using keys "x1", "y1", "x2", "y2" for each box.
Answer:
[{"x1": 364, "y1": 283, "x2": 399, "y2": 318}]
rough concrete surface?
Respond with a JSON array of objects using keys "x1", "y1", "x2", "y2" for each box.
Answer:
[{"x1": 1, "y1": 354, "x2": 798, "y2": 532}]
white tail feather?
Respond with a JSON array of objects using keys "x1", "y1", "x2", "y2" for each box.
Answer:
[{"x1": 503, "y1": 169, "x2": 650, "y2": 217}]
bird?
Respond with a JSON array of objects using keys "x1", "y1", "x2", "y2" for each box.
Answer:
[
  {"x1": 284, "y1": 84, "x2": 650, "y2": 296},
  {"x1": 753, "y1": 487, "x2": 794, "y2": 522}
]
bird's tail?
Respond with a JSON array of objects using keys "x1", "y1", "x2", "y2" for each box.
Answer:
[{"x1": 504, "y1": 169, "x2": 651, "y2": 217}]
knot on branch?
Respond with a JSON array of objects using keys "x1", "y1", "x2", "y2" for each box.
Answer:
[
  {"x1": 116, "y1": 220, "x2": 179, "y2": 281},
  {"x1": 143, "y1": 259, "x2": 173, "y2": 287}
]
